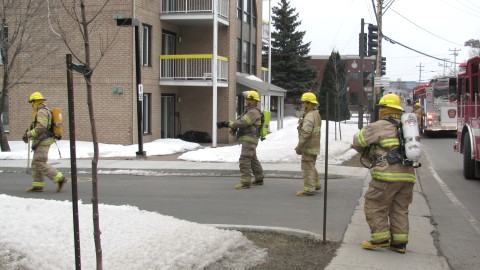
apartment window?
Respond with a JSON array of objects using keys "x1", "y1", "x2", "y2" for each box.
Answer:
[
  {"x1": 243, "y1": 0, "x2": 251, "y2": 24},
  {"x1": 242, "y1": 41, "x2": 250, "y2": 74},
  {"x1": 237, "y1": 0, "x2": 242, "y2": 19},
  {"x1": 252, "y1": 44, "x2": 257, "y2": 75},
  {"x1": 350, "y1": 72, "x2": 359, "y2": 81},
  {"x1": 162, "y1": 30, "x2": 176, "y2": 55},
  {"x1": 142, "y1": 24, "x2": 151, "y2": 66},
  {"x1": 236, "y1": 39, "x2": 242, "y2": 72},
  {"x1": 142, "y1": 93, "x2": 151, "y2": 134}
]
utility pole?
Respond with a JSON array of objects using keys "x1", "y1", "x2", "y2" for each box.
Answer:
[
  {"x1": 449, "y1": 48, "x2": 460, "y2": 76},
  {"x1": 374, "y1": 0, "x2": 383, "y2": 100},
  {"x1": 417, "y1": 62, "x2": 424, "y2": 83},
  {"x1": 438, "y1": 58, "x2": 449, "y2": 76}
]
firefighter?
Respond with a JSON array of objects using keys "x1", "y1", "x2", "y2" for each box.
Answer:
[
  {"x1": 295, "y1": 92, "x2": 322, "y2": 196},
  {"x1": 25, "y1": 92, "x2": 67, "y2": 192},
  {"x1": 217, "y1": 90, "x2": 264, "y2": 189},
  {"x1": 412, "y1": 102, "x2": 425, "y2": 132},
  {"x1": 352, "y1": 93, "x2": 416, "y2": 254}
]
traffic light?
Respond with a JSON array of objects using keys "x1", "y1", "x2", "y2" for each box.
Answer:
[
  {"x1": 368, "y1": 24, "x2": 378, "y2": 56},
  {"x1": 359, "y1": 33, "x2": 367, "y2": 57},
  {"x1": 381, "y1": 57, "x2": 386, "y2": 76}
]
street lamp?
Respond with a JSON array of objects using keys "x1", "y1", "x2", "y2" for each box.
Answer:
[{"x1": 115, "y1": 17, "x2": 146, "y2": 158}]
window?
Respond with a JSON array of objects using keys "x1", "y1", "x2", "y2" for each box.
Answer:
[
  {"x1": 142, "y1": 93, "x2": 151, "y2": 134},
  {"x1": 251, "y1": 44, "x2": 257, "y2": 75},
  {"x1": 243, "y1": 41, "x2": 250, "y2": 74},
  {"x1": 236, "y1": 0, "x2": 242, "y2": 19},
  {"x1": 236, "y1": 39, "x2": 242, "y2": 72},
  {"x1": 243, "y1": 0, "x2": 251, "y2": 24},
  {"x1": 142, "y1": 24, "x2": 152, "y2": 66},
  {"x1": 162, "y1": 31, "x2": 176, "y2": 55}
]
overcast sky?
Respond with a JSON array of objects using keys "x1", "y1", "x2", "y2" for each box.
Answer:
[{"x1": 264, "y1": 0, "x2": 480, "y2": 83}]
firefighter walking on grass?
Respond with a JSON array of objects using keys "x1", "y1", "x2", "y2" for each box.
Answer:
[
  {"x1": 217, "y1": 90, "x2": 264, "y2": 189},
  {"x1": 24, "y1": 92, "x2": 67, "y2": 192},
  {"x1": 352, "y1": 93, "x2": 416, "y2": 254},
  {"x1": 295, "y1": 92, "x2": 322, "y2": 196}
]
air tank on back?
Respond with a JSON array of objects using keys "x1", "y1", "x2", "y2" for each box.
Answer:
[{"x1": 401, "y1": 113, "x2": 422, "y2": 168}]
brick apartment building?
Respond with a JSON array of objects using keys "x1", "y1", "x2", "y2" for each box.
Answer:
[
  {"x1": 1, "y1": 0, "x2": 286, "y2": 146},
  {"x1": 307, "y1": 55, "x2": 376, "y2": 110}
]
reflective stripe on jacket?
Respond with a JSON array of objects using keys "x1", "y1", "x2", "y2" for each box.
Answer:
[
  {"x1": 297, "y1": 109, "x2": 321, "y2": 155},
  {"x1": 30, "y1": 104, "x2": 55, "y2": 146},
  {"x1": 352, "y1": 116, "x2": 416, "y2": 183},
  {"x1": 229, "y1": 106, "x2": 262, "y2": 145}
]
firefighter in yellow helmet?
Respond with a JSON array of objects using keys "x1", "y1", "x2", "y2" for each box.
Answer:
[
  {"x1": 217, "y1": 90, "x2": 264, "y2": 189},
  {"x1": 352, "y1": 93, "x2": 416, "y2": 254},
  {"x1": 412, "y1": 102, "x2": 425, "y2": 132},
  {"x1": 295, "y1": 92, "x2": 322, "y2": 196},
  {"x1": 24, "y1": 92, "x2": 67, "y2": 192}
]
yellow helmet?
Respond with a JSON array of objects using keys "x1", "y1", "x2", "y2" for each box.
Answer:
[
  {"x1": 29, "y1": 92, "x2": 46, "y2": 103},
  {"x1": 379, "y1": 94, "x2": 403, "y2": 111},
  {"x1": 243, "y1": 90, "x2": 260, "y2": 101},
  {"x1": 301, "y1": 92, "x2": 318, "y2": 104},
  {"x1": 414, "y1": 102, "x2": 421, "y2": 108}
]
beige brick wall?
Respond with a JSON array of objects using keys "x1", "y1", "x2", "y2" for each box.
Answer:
[{"x1": 4, "y1": 0, "x2": 264, "y2": 145}]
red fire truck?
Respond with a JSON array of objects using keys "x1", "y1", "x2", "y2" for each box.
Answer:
[
  {"x1": 413, "y1": 77, "x2": 457, "y2": 134},
  {"x1": 454, "y1": 56, "x2": 480, "y2": 179}
]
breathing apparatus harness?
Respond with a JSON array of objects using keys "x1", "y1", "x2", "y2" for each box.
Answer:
[{"x1": 360, "y1": 116, "x2": 413, "y2": 169}]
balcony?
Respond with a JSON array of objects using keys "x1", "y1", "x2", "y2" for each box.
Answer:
[
  {"x1": 160, "y1": 54, "x2": 228, "y2": 87},
  {"x1": 161, "y1": 0, "x2": 229, "y2": 26}
]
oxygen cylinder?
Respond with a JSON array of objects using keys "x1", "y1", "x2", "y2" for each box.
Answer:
[
  {"x1": 260, "y1": 110, "x2": 271, "y2": 140},
  {"x1": 401, "y1": 113, "x2": 422, "y2": 168},
  {"x1": 52, "y1": 108, "x2": 63, "y2": 139}
]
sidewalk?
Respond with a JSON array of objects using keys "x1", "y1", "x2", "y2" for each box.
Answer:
[{"x1": 0, "y1": 159, "x2": 449, "y2": 269}]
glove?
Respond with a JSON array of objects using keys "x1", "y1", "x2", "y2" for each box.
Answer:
[
  {"x1": 295, "y1": 146, "x2": 303, "y2": 155},
  {"x1": 22, "y1": 130, "x2": 28, "y2": 143},
  {"x1": 216, "y1": 121, "x2": 229, "y2": 129}
]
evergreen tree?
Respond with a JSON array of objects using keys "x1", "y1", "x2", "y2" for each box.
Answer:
[
  {"x1": 270, "y1": 0, "x2": 317, "y2": 101},
  {"x1": 318, "y1": 51, "x2": 350, "y2": 121}
]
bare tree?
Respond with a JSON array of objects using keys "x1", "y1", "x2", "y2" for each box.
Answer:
[
  {"x1": 0, "y1": 1, "x2": 59, "y2": 151},
  {"x1": 329, "y1": 52, "x2": 348, "y2": 141},
  {"x1": 50, "y1": 0, "x2": 119, "y2": 268}
]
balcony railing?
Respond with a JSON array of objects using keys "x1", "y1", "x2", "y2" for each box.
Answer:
[
  {"x1": 160, "y1": 54, "x2": 228, "y2": 84},
  {"x1": 161, "y1": 0, "x2": 229, "y2": 20}
]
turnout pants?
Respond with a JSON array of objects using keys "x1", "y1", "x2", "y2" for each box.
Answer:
[
  {"x1": 31, "y1": 144, "x2": 63, "y2": 188},
  {"x1": 239, "y1": 141, "x2": 264, "y2": 184},
  {"x1": 364, "y1": 179, "x2": 414, "y2": 245},
  {"x1": 301, "y1": 154, "x2": 320, "y2": 192}
]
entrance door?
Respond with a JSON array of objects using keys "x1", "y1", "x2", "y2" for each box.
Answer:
[{"x1": 161, "y1": 95, "x2": 176, "y2": 138}]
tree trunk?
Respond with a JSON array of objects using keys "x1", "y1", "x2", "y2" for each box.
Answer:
[
  {"x1": 0, "y1": 91, "x2": 11, "y2": 151},
  {"x1": 80, "y1": 1, "x2": 102, "y2": 269}
]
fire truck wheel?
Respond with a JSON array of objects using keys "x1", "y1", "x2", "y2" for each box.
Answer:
[{"x1": 463, "y1": 136, "x2": 476, "y2": 180}]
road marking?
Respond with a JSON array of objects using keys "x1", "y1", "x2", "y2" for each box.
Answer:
[{"x1": 423, "y1": 152, "x2": 480, "y2": 236}]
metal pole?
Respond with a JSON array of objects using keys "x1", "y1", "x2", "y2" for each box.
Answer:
[
  {"x1": 211, "y1": 0, "x2": 218, "y2": 148},
  {"x1": 66, "y1": 54, "x2": 81, "y2": 270},
  {"x1": 134, "y1": 24, "x2": 146, "y2": 157},
  {"x1": 358, "y1": 18, "x2": 365, "y2": 129},
  {"x1": 323, "y1": 91, "x2": 329, "y2": 245}
]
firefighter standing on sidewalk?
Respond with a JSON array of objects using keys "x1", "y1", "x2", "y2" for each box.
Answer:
[
  {"x1": 413, "y1": 102, "x2": 425, "y2": 132},
  {"x1": 217, "y1": 90, "x2": 264, "y2": 189},
  {"x1": 295, "y1": 92, "x2": 322, "y2": 196},
  {"x1": 24, "y1": 92, "x2": 67, "y2": 192},
  {"x1": 352, "y1": 93, "x2": 416, "y2": 254}
]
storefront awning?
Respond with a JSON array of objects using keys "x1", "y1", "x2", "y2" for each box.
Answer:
[{"x1": 236, "y1": 72, "x2": 287, "y2": 96}]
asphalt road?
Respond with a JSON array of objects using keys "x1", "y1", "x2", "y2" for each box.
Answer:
[
  {"x1": 419, "y1": 133, "x2": 480, "y2": 270},
  {"x1": 0, "y1": 173, "x2": 363, "y2": 242}
]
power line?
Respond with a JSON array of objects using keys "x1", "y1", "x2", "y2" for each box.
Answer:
[
  {"x1": 383, "y1": 34, "x2": 455, "y2": 64},
  {"x1": 390, "y1": 8, "x2": 463, "y2": 46},
  {"x1": 441, "y1": 0, "x2": 480, "y2": 18}
]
